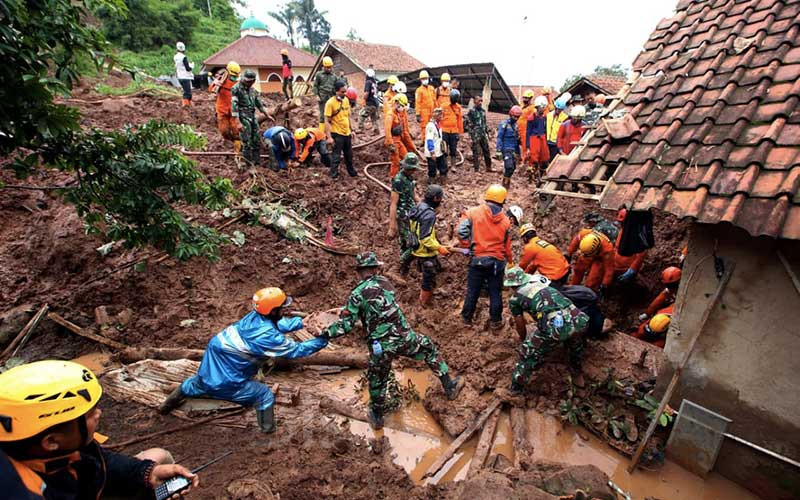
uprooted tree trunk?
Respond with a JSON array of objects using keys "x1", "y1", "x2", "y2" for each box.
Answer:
[
  {"x1": 115, "y1": 347, "x2": 368, "y2": 368},
  {"x1": 259, "y1": 98, "x2": 303, "y2": 124}
]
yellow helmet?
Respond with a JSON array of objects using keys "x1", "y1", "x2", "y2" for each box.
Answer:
[
  {"x1": 419, "y1": 70, "x2": 429, "y2": 79},
  {"x1": 484, "y1": 184, "x2": 507, "y2": 204},
  {"x1": 226, "y1": 61, "x2": 241, "y2": 76},
  {"x1": 519, "y1": 223, "x2": 536, "y2": 238},
  {"x1": 440, "y1": 73, "x2": 451, "y2": 82},
  {"x1": 579, "y1": 232, "x2": 603, "y2": 256},
  {"x1": 522, "y1": 89, "x2": 534, "y2": 99},
  {"x1": 393, "y1": 93, "x2": 408, "y2": 106},
  {"x1": 648, "y1": 313, "x2": 672, "y2": 334},
  {"x1": 280, "y1": 48, "x2": 289, "y2": 56},
  {"x1": 322, "y1": 56, "x2": 333, "y2": 67},
  {"x1": 0, "y1": 360, "x2": 103, "y2": 442},
  {"x1": 294, "y1": 128, "x2": 308, "y2": 141},
  {"x1": 387, "y1": 75, "x2": 399, "y2": 85}
]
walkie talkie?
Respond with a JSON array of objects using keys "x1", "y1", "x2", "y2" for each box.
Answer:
[{"x1": 154, "y1": 450, "x2": 233, "y2": 500}]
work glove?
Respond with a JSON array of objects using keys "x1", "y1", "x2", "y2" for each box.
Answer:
[
  {"x1": 638, "y1": 313, "x2": 648, "y2": 321},
  {"x1": 438, "y1": 246, "x2": 450, "y2": 256},
  {"x1": 617, "y1": 268, "x2": 636, "y2": 283}
]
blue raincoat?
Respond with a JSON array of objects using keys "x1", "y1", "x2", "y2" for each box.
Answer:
[
  {"x1": 263, "y1": 126, "x2": 296, "y2": 169},
  {"x1": 181, "y1": 311, "x2": 327, "y2": 410}
]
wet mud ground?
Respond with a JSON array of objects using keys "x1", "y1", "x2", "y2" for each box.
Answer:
[{"x1": 0, "y1": 75, "x2": 756, "y2": 498}]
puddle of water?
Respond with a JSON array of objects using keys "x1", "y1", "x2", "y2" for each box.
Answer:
[{"x1": 490, "y1": 411, "x2": 514, "y2": 461}]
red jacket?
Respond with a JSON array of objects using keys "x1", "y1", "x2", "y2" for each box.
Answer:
[{"x1": 557, "y1": 120, "x2": 585, "y2": 154}]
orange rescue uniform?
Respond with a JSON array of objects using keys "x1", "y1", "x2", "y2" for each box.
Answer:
[
  {"x1": 385, "y1": 107, "x2": 417, "y2": 178},
  {"x1": 613, "y1": 230, "x2": 647, "y2": 275},
  {"x1": 645, "y1": 287, "x2": 677, "y2": 316},
  {"x1": 415, "y1": 84, "x2": 436, "y2": 133},
  {"x1": 441, "y1": 103, "x2": 463, "y2": 135},
  {"x1": 382, "y1": 89, "x2": 396, "y2": 117},
  {"x1": 459, "y1": 204, "x2": 513, "y2": 262},
  {"x1": 517, "y1": 104, "x2": 534, "y2": 160},
  {"x1": 213, "y1": 76, "x2": 239, "y2": 142},
  {"x1": 295, "y1": 129, "x2": 324, "y2": 163},
  {"x1": 633, "y1": 305, "x2": 673, "y2": 348},
  {"x1": 519, "y1": 236, "x2": 570, "y2": 281},
  {"x1": 568, "y1": 229, "x2": 615, "y2": 291}
]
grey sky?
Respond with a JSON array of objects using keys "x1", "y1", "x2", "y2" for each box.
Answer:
[{"x1": 244, "y1": 0, "x2": 678, "y2": 88}]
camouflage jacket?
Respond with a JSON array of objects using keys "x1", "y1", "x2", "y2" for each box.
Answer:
[
  {"x1": 324, "y1": 274, "x2": 412, "y2": 341},
  {"x1": 314, "y1": 71, "x2": 337, "y2": 101},
  {"x1": 465, "y1": 106, "x2": 488, "y2": 139},
  {"x1": 391, "y1": 172, "x2": 416, "y2": 220},
  {"x1": 231, "y1": 83, "x2": 266, "y2": 117},
  {"x1": 509, "y1": 281, "x2": 588, "y2": 341},
  {"x1": 593, "y1": 219, "x2": 619, "y2": 243}
]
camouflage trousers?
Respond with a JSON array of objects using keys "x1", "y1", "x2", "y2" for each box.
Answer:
[
  {"x1": 239, "y1": 113, "x2": 261, "y2": 166},
  {"x1": 368, "y1": 330, "x2": 449, "y2": 413},
  {"x1": 397, "y1": 217, "x2": 414, "y2": 271},
  {"x1": 511, "y1": 327, "x2": 585, "y2": 388}
]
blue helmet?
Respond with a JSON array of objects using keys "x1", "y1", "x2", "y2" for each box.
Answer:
[{"x1": 555, "y1": 96, "x2": 568, "y2": 110}]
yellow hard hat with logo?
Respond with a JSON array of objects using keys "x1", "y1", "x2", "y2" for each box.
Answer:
[
  {"x1": 484, "y1": 184, "x2": 507, "y2": 204},
  {"x1": 579, "y1": 232, "x2": 602, "y2": 256}
]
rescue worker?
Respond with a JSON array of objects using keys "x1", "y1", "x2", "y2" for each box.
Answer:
[
  {"x1": 209, "y1": 61, "x2": 241, "y2": 155},
  {"x1": 174, "y1": 41, "x2": 194, "y2": 107},
  {"x1": 346, "y1": 87, "x2": 358, "y2": 108},
  {"x1": 358, "y1": 68, "x2": 381, "y2": 134},
  {"x1": 504, "y1": 268, "x2": 588, "y2": 393},
  {"x1": 280, "y1": 48, "x2": 293, "y2": 99},
  {"x1": 568, "y1": 231, "x2": 615, "y2": 295},
  {"x1": 546, "y1": 96, "x2": 569, "y2": 162},
  {"x1": 382, "y1": 75, "x2": 399, "y2": 117},
  {"x1": 232, "y1": 70, "x2": 270, "y2": 166},
  {"x1": 441, "y1": 89, "x2": 463, "y2": 171},
  {"x1": 409, "y1": 184, "x2": 450, "y2": 306},
  {"x1": 160, "y1": 288, "x2": 328, "y2": 433},
  {"x1": 294, "y1": 127, "x2": 331, "y2": 169},
  {"x1": 641, "y1": 267, "x2": 681, "y2": 318},
  {"x1": 614, "y1": 208, "x2": 647, "y2": 283},
  {"x1": 0, "y1": 360, "x2": 197, "y2": 498},
  {"x1": 321, "y1": 252, "x2": 464, "y2": 429},
  {"x1": 425, "y1": 108, "x2": 448, "y2": 181},
  {"x1": 314, "y1": 56, "x2": 337, "y2": 132},
  {"x1": 325, "y1": 80, "x2": 358, "y2": 179},
  {"x1": 496, "y1": 105, "x2": 523, "y2": 188},
  {"x1": 632, "y1": 306, "x2": 673, "y2": 348},
  {"x1": 465, "y1": 95, "x2": 492, "y2": 172},
  {"x1": 415, "y1": 70, "x2": 436, "y2": 132},
  {"x1": 385, "y1": 93, "x2": 420, "y2": 179},
  {"x1": 541, "y1": 86, "x2": 555, "y2": 113},
  {"x1": 557, "y1": 105, "x2": 586, "y2": 155},
  {"x1": 517, "y1": 90, "x2": 534, "y2": 161},
  {"x1": 525, "y1": 95, "x2": 550, "y2": 182},
  {"x1": 388, "y1": 153, "x2": 421, "y2": 274},
  {"x1": 584, "y1": 93, "x2": 605, "y2": 127},
  {"x1": 518, "y1": 223, "x2": 570, "y2": 286},
  {"x1": 262, "y1": 126, "x2": 295, "y2": 171},
  {"x1": 435, "y1": 73, "x2": 452, "y2": 109},
  {"x1": 457, "y1": 184, "x2": 513, "y2": 329},
  {"x1": 567, "y1": 212, "x2": 619, "y2": 254}
]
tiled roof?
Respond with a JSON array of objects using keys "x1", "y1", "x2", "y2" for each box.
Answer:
[
  {"x1": 546, "y1": 0, "x2": 800, "y2": 240},
  {"x1": 586, "y1": 74, "x2": 628, "y2": 95},
  {"x1": 509, "y1": 84, "x2": 558, "y2": 101},
  {"x1": 204, "y1": 36, "x2": 316, "y2": 68},
  {"x1": 330, "y1": 39, "x2": 425, "y2": 73}
]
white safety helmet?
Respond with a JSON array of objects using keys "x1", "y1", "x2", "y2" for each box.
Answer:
[
  {"x1": 570, "y1": 105, "x2": 587, "y2": 119},
  {"x1": 176, "y1": 41, "x2": 186, "y2": 52},
  {"x1": 392, "y1": 81, "x2": 407, "y2": 94},
  {"x1": 534, "y1": 95, "x2": 548, "y2": 108},
  {"x1": 530, "y1": 272, "x2": 552, "y2": 287},
  {"x1": 508, "y1": 205, "x2": 523, "y2": 224},
  {"x1": 366, "y1": 68, "x2": 375, "y2": 78}
]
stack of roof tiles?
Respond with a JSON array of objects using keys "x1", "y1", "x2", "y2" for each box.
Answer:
[{"x1": 547, "y1": 0, "x2": 800, "y2": 239}]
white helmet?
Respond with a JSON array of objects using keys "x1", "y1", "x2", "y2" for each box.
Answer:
[
  {"x1": 570, "y1": 105, "x2": 587, "y2": 118},
  {"x1": 534, "y1": 95, "x2": 548, "y2": 108},
  {"x1": 392, "y1": 81, "x2": 407, "y2": 94},
  {"x1": 530, "y1": 272, "x2": 552, "y2": 287},
  {"x1": 176, "y1": 41, "x2": 186, "y2": 52},
  {"x1": 509, "y1": 205, "x2": 523, "y2": 223},
  {"x1": 366, "y1": 68, "x2": 375, "y2": 78}
]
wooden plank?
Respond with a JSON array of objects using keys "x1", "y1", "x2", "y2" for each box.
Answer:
[
  {"x1": 1, "y1": 304, "x2": 49, "y2": 361},
  {"x1": 48, "y1": 312, "x2": 127, "y2": 350},
  {"x1": 534, "y1": 188, "x2": 601, "y2": 201},
  {"x1": 510, "y1": 407, "x2": 529, "y2": 469},
  {"x1": 467, "y1": 408, "x2": 501, "y2": 478},
  {"x1": 116, "y1": 346, "x2": 368, "y2": 368},
  {"x1": 422, "y1": 397, "x2": 502, "y2": 479}
]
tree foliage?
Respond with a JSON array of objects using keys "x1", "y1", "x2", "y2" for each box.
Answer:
[
  {"x1": 269, "y1": 0, "x2": 329, "y2": 53},
  {"x1": 98, "y1": 0, "x2": 202, "y2": 52},
  {"x1": 346, "y1": 28, "x2": 363, "y2": 41},
  {"x1": 559, "y1": 64, "x2": 629, "y2": 93},
  {"x1": 1, "y1": 0, "x2": 237, "y2": 260},
  {"x1": 269, "y1": 3, "x2": 298, "y2": 46}
]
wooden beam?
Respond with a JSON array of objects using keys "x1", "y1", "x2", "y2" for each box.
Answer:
[
  {"x1": 48, "y1": 312, "x2": 128, "y2": 350},
  {"x1": 467, "y1": 408, "x2": 501, "y2": 478},
  {"x1": 510, "y1": 407, "x2": 529, "y2": 469},
  {"x1": 1, "y1": 304, "x2": 49, "y2": 361},
  {"x1": 535, "y1": 188, "x2": 601, "y2": 201},
  {"x1": 541, "y1": 178, "x2": 608, "y2": 187}
]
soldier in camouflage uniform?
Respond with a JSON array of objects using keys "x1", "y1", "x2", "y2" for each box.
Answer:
[
  {"x1": 232, "y1": 70, "x2": 269, "y2": 166},
  {"x1": 584, "y1": 211, "x2": 619, "y2": 243},
  {"x1": 503, "y1": 267, "x2": 589, "y2": 394},
  {"x1": 322, "y1": 251, "x2": 463, "y2": 429},
  {"x1": 388, "y1": 153, "x2": 421, "y2": 274},
  {"x1": 464, "y1": 95, "x2": 493, "y2": 172},
  {"x1": 314, "y1": 57, "x2": 337, "y2": 129}
]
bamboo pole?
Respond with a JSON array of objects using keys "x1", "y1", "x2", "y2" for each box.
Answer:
[{"x1": 0, "y1": 304, "x2": 50, "y2": 361}]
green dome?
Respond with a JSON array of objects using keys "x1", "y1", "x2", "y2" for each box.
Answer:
[{"x1": 240, "y1": 16, "x2": 266, "y2": 31}]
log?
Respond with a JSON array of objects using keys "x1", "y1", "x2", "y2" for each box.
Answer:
[
  {"x1": 48, "y1": 313, "x2": 127, "y2": 350},
  {"x1": 467, "y1": 408, "x2": 501, "y2": 478},
  {"x1": 318, "y1": 396, "x2": 438, "y2": 438},
  {"x1": 423, "y1": 397, "x2": 502, "y2": 479},
  {"x1": 116, "y1": 346, "x2": 368, "y2": 368},
  {"x1": 1, "y1": 304, "x2": 49, "y2": 361},
  {"x1": 259, "y1": 98, "x2": 302, "y2": 123},
  {"x1": 510, "y1": 407, "x2": 531, "y2": 469}
]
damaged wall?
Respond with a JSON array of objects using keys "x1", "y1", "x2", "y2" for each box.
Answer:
[{"x1": 658, "y1": 223, "x2": 800, "y2": 500}]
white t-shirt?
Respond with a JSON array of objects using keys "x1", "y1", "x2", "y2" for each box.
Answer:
[
  {"x1": 174, "y1": 52, "x2": 194, "y2": 80},
  {"x1": 425, "y1": 121, "x2": 444, "y2": 158}
]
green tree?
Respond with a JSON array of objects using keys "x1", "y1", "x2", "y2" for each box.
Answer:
[
  {"x1": 99, "y1": 0, "x2": 202, "y2": 52},
  {"x1": 559, "y1": 64, "x2": 629, "y2": 93},
  {"x1": 292, "y1": 0, "x2": 330, "y2": 53},
  {"x1": 1, "y1": 0, "x2": 236, "y2": 260},
  {"x1": 346, "y1": 28, "x2": 363, "y2": 41},
  {"x1": 193, "y1": 0, "x2": 241, "y2": 21},
  {"x1": 269, "y1": 3, "x2": 298, "y2": 46}
]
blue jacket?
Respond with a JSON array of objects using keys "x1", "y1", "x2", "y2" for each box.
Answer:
[
  {"x1": 496, "y1": 118, "x2": 520, "y2": 153},
  {"x1": 263, "y1": 126, "x2": 296, "y2": 168},
  {"x1": 526, "y1": 114, "x2": 546, "y2": 141},
  {"x1": 195, "y1": 311, "x2": 326, "y2": 387}
]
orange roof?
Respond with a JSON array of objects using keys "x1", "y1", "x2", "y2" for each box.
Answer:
[
  {"x1": 586, "y1": 74, "x2": 627, "y2": 95},
  {"x1": 329, "y1": 39, "x2": 425, "y2": 73},
  {"x1": 547, "y1": 0, "x2": 800, "y2": 240},
  {"x1": 204, "y1": 35, "x2": 316, "y2": 68}
]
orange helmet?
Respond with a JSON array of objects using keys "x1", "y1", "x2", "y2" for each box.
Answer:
[
  {"x1": 661, "y1": 266, "x2": 682, "y2": 285},
  {"x1": 253, "y1": 287, "x2": 292, "y2": 315}
]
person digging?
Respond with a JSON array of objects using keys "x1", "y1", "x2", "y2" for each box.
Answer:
[
  {"x1": 503, "y1": 267, "x2": 588, "y2": 395},
  {"x1": 320, "y1": 251, "x2": 464, "y2": 429},
  {"x1": 159, "y1": 288, "x2": 328, "y2": 433}
]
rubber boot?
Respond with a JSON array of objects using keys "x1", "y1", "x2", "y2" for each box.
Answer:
[
  {"x1": 256, "y1": 405, "x2": 276, "y2": 434},
  {"x1": 489, "y1": 319, "x2": 504, "y2": 331},
  {"x1": 502, "y1": 176, "x2": 511, "y2": 189},
  {"x1": 368, "y1": 407, "x2": 384, "y2": 430},
  {"x1": 419, "y1": 289, "x2": 432, "y2": 307},
  {"x1": 158, "y1": 386, "x2": 186, "y2": 415},
  {"x1": 439, "y1": 373, "x2": 464, "y2": 400}
]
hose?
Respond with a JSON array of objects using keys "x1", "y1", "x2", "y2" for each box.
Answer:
[{"x1": 363, "y1": 150, "x2": 465, "y2": 193}]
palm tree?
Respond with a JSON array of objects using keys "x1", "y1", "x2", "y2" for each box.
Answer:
[
  {"x1": 269, "y1": 3, "x2": 298, "y2": 46},
  {"x1": 291, "y1": 0, "x2": 330, "y2": 53}
]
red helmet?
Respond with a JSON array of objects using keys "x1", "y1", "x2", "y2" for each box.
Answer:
[
  {"x1": 509, "y1": 105, "x2": 523, "y2": 117},
  {"x1": 616, "y1": 207, "x2": 628, "y2": 223},
  {"x1": 662, "y1": 266, "x2": 682, "y2": 284},
  {"x1": 346, "y1": 87, "x2": 358, "y2": 100}
]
